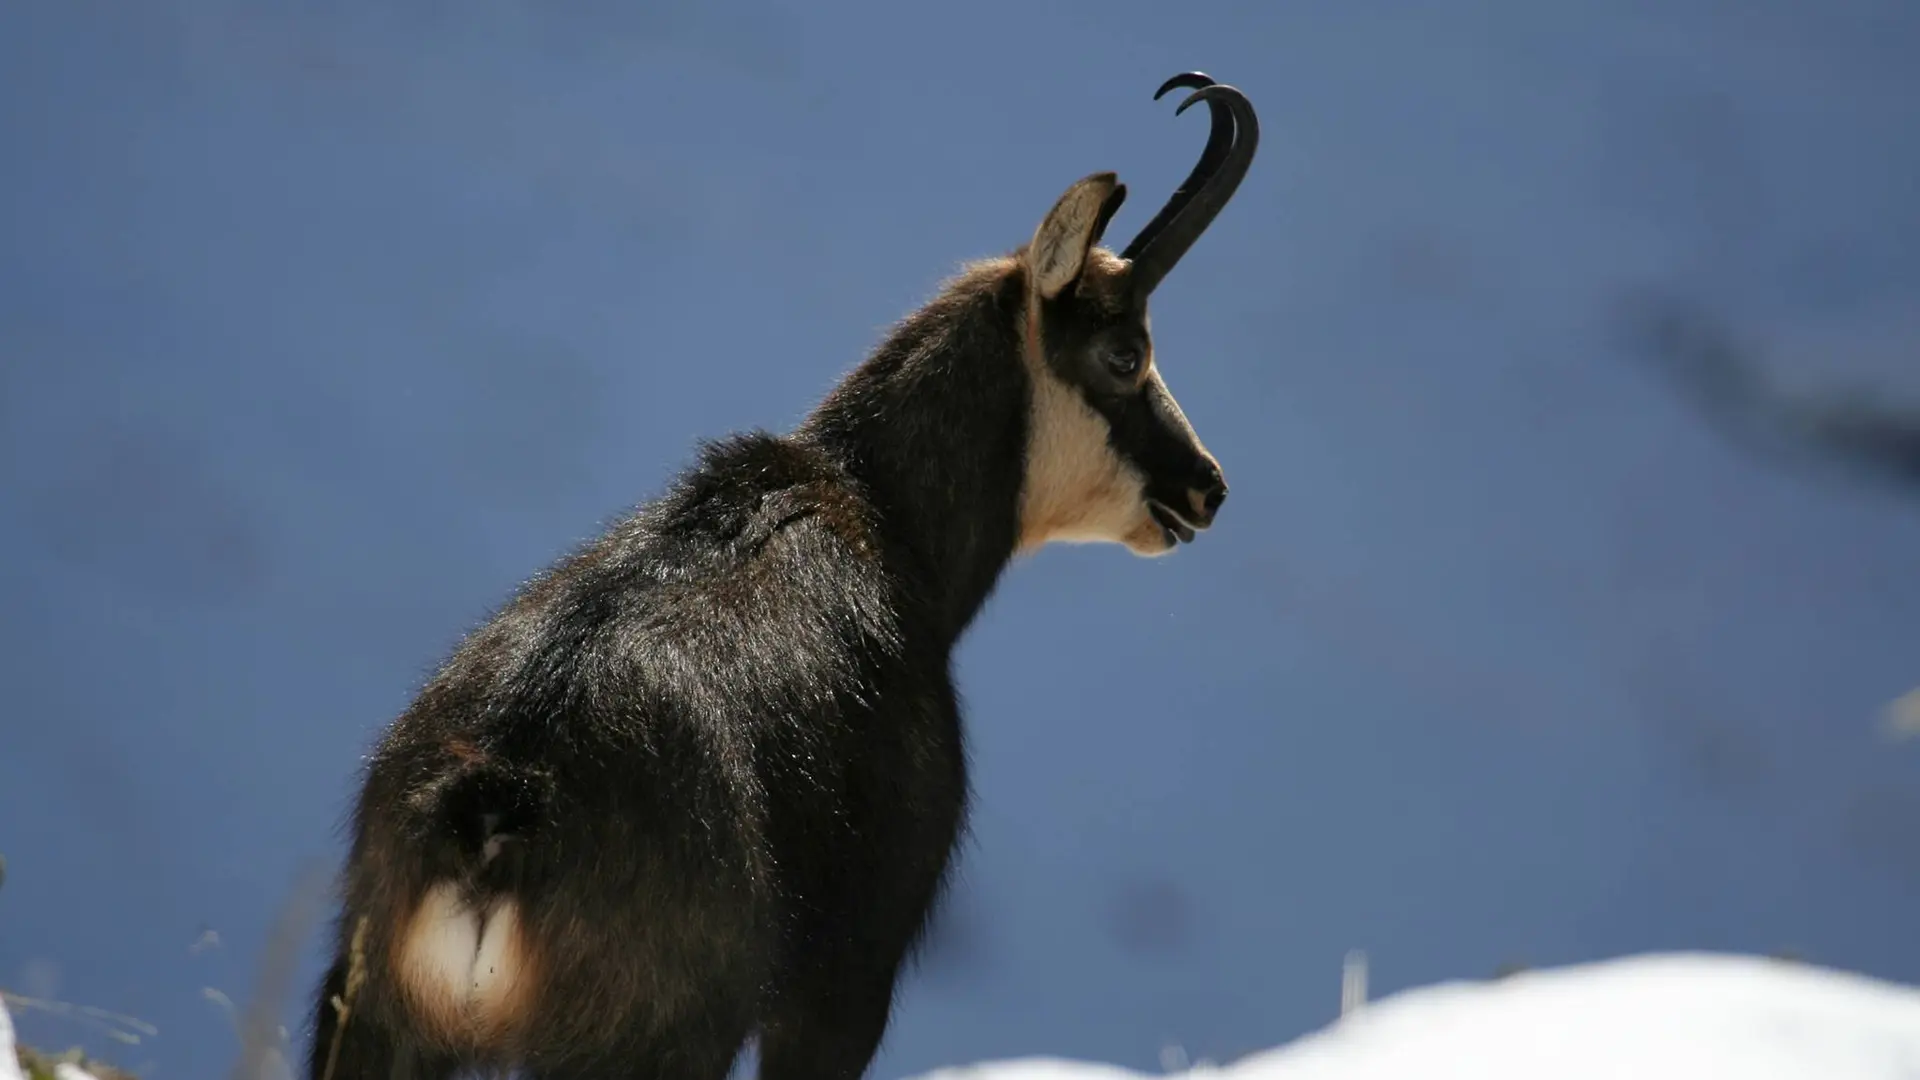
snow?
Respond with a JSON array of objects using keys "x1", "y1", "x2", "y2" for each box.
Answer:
[
  {"x1": 5, "y1": 953, "x2": 1920, "y2": 1078},
  {"x1": 0, "y1": 997, "x2": 18, "y2": 1080},
  {"x1": 906, "y1": 953, "x2": 1920, "y2": 1080}
]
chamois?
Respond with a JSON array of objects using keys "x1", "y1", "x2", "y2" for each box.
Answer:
[{"x1": 307, "y1": 71, "x2": 1259, "y2": 1080}]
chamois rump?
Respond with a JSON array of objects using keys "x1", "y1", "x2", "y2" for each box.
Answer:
[{"x1": 309, "y1": 71, "x2": 1259, "y2": 1080}]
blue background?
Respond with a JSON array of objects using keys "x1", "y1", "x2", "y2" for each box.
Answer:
[{"x1": 4, "y1": 3, "x2": 1918, "y2": 1079}]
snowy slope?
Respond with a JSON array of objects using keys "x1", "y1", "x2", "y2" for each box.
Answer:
[
  {"x1": 908, "y1": 954, "x2": 1920, "y2": 1080},
  {"x1": 7, "y1": 953, "x2": 1919, "y2": 1078}
]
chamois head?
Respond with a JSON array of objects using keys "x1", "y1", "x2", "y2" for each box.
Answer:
[{"x1": 1015, "y1": 73, "x2": 1257, "y2": 558}]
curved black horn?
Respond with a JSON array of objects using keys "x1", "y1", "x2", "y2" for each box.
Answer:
[
  {"x1": 1120, "y1": 72, "x2": 1235, "y2": 262},
  {"x1": 1126, "y1": 81, "x2": 1259, "y2": 300}
]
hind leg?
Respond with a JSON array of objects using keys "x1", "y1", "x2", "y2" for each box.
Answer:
[
  {"x1": 520, "y1": 1008, "x2": 752, "y2": 1080},
  {"x1": 756, "y1": 892, "x2": 936, "y2": 1080},
  {"x1": 307, "y1": 955, "x2": 460, "y2": 1080},
  {"x1": 525, "y1": 1041, "x2": 744, "y2": 1080},
  {"x1": 755, "y1": 952, "x2": 907, "y2": 1080}
]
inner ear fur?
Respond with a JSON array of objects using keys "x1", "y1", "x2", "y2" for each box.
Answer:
[{"x1": 1027, "y1": 172, "x2": 1127, "y2": 301}]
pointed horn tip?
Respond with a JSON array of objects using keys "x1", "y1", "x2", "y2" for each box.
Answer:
[
  {"x1": 1174, "y1": 83, "x2": 1248, "y2": 117},
  {"x1": 1153, "y1": 72, "x2": 1215, "y2": 101}
]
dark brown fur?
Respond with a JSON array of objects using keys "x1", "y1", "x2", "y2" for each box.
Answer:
[{"x1": 307, "y1": 76, "x2": 1255, "y2": 1080}]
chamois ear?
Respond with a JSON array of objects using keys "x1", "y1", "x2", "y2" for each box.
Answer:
[{"x1": 1027, "y1": 172, "x2": 1126, "y2": 301}]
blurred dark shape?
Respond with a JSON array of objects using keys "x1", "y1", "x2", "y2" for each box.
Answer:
[
  {"x1": 1616, "y1": 289, "x2": 1920, "y2": 497},
  {"x1": 25, "y1": 421, "x2": 269, "y2": 605},
  {"x1": 1835, "y1": 780, "x2": 1920, "y2": 885},
  {"x1": 1492, "y1": 959, "x2": 1530, "y2": 979},
  {"x1": 1628, "y1": 649, "x2": 1781, "y2": 802},
  {"x1": 1102, "y1": 874, "x2": 1196, "y2": 957}
]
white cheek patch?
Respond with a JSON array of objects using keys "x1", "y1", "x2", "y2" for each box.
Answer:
[
  {"x1": 395, "y1": 882, "x2": 538, "y2": 1049},
  {"x1": 1017, "y1": 362, "x2": 1159, "y2": 553}
]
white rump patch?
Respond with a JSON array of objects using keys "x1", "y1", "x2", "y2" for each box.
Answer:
[{"x1": 396, "y1": 882, "x2": 537, "y2": 1046}]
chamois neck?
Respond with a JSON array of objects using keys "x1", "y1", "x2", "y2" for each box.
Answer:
[{"x1": 796, "y1": 261, "x2": 1031, "y2": 645}]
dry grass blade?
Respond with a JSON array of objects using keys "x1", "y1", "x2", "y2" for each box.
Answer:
[
  {"x1": 0, "y1": 993, "x2": 157, "y2": 1046},
  {"x1": 225, "y1": 863, "x2": 332, "y2": 1080},
  {"x1": 316, "y1": 917, "x2": 368, "y2": 1080}
]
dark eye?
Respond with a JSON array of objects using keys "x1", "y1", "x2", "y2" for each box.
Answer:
[{"x1": 1104, "y1": 347, "x2": 1143, "y2": 378}]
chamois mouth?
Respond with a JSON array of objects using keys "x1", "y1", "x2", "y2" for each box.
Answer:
[{"x1": 1147, "y1": 499, "x2": 1198, "y2": 545}]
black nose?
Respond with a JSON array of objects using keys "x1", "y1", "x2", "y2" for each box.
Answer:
[{"x1": 1189, "y1": 460, "x2": 1227, "y2": 526}]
